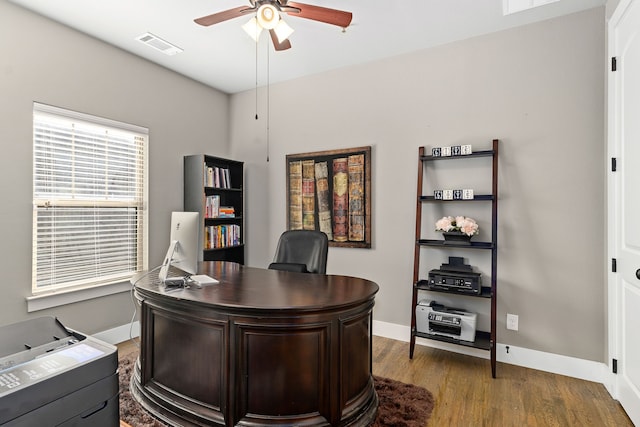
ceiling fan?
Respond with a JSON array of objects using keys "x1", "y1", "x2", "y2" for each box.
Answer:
[{"x1": 194, "y1": 0, "x2": 353, "y2": 51}]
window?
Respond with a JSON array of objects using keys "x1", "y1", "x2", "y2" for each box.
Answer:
[{"x1": 32, "y1": 103, "x2": 148, "y2": 294}]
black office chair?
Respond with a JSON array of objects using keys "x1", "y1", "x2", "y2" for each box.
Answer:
[{"x1": 268, "y1": 230, "x2": 329, "y2": 274}]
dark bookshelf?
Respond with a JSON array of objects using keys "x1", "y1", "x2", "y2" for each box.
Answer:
[
  {"x1": 184, "y1": 154, "x2": 244, "y2": 265},
  {"x1": 410, "y1": 139, "x2": 499, "y2": 378}
]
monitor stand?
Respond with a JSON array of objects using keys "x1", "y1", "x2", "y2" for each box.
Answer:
[{"x1": 159, "y1": 240, "x2": 179, "y2": 285}]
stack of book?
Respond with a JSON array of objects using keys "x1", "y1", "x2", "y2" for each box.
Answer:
[{"x1": 218, "y1": 206, "x2": 235, "y2": 218}]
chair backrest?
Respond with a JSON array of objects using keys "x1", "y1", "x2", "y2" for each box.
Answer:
[{"x1": 269, "y1": 230, "x2": 328, "y2": 274}]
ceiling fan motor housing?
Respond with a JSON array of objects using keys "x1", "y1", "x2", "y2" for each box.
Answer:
[{"x1": 257, "y1": 4, "x2": 279, "y2": 29}]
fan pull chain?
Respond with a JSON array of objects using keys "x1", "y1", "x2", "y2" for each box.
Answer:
[
  {"x1": 255, "y1": 34, "x2": 258, "y2": 121},
  {"x1": 266, "y1": 40, "x2": 270, "y2": 163}
]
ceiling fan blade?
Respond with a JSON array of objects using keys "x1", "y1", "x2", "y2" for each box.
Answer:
[
  {"x1": 269, "y1": 29, "x2": 292, "y2": 51},
  {"x1": 194, "y1": 6, "x2": 254, "y2": 26},
  {"x1": 285, "y1": 2, "x2": 352, "y2": 28}
]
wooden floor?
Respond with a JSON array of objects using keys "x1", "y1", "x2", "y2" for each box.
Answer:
[
  {"x1": 117, "y1": 338, "x2": 138, "y2": 359},
  {"x1": 118, "y1": 336, "x2": 633, "y2": 427},
  {"x1": 373, "y1": 337, "x2": 633, "y2": 427}
]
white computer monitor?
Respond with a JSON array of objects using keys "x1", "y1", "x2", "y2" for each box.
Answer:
[{"x1": 158, "y1": 211, "x2": 199, "y2": 284}]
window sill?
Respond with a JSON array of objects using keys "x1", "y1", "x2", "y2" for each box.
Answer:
[{"x1": 26, "y1": 281, "x2": 132, "y2": 312}]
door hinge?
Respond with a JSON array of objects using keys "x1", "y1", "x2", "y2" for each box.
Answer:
[
  {"x1": 612, "y1": 157, "x2": 617, "y2": 172},
  {"x1": 612, "y1": 56, "x2": 617, "y2": 72},
  {"x1": 613, "y1": 358, "x2": 618, "y2": 374},
  {"x1": 612, "y1": 258, "x2": 617, "y2": 273}
]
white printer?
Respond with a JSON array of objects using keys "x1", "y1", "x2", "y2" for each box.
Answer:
[
  {"x1": 0, "y1": 317, "x2": 119, "y2": 426},
  {"x1": 416, "y1": 300, "x2": 477, "y2": 342}
]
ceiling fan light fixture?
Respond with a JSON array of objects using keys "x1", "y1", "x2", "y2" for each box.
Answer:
[
  {"x1": 273, "y1": 19, "x2": 294, "y2": 43},
  {"x1": 242, "y1": 17, "x2": 263, "y2": 42},
  {"x1": 256, "y1": 3, "x2": 279, "y2": 29}
]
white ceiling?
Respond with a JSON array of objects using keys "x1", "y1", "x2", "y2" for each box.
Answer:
[{"x1": 9, "y1": 0, "x2": 605, "y2": 94}]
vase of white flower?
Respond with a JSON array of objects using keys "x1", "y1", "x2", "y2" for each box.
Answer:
[
  {"x1": 442, "y1": 231, "x2": 472, "y2": 244},
  {"x1": 435, "y1": 216, "x2": 479, "y2": 245}
]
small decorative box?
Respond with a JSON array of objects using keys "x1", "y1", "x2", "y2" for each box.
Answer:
[
  {"x1": 433, "y1": 190, "x2": 443, "y2": 200},
  {"x1": 442, "y1": 189, "x2": 454, "y2": 200},
  {"x1": 441, "y1": 146, "x2": 452, "y2": 157},
  {"x1": 462, "y1": 189, "x2": 474, "y2": 200},
  {"x1": 461, "y1": 145, "x2": 472, "y2": 155},
  {"x1": 432, "y1": 147, "x2": 441, "y2": 157},
  {"x1": 452, "y1": 146, "x2": 461, "y2": 156},
  {"x1": 453, "y1": 189, "x2": 463, "y2": 200}
]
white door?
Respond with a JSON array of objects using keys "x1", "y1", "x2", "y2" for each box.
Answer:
[{"x1": 609, "y1": 0, "x2": 640, "y2": 424}]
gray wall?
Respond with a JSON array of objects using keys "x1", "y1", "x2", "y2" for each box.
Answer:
[
  {"x1": 231, "y1": 7, "x2": 606, "y2": 362},
  {"x1": 0, "y1": 1, "x2": 229, "y2": 334}
]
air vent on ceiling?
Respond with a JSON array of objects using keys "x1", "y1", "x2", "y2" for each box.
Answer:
[
  {"x1": 503, "y1": 0, "x2": 560, "y2": 15},
  {"x1": 136, "y1": 32, "x2": 183, "y2": 56}
]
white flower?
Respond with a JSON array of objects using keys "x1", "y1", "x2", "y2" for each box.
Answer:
[
  {"x1": 435, "y1": 215, "x2": 479, "y2": 236},
  {"x1": 435, "y1": 216, "x2": 455, "y2": 232}
]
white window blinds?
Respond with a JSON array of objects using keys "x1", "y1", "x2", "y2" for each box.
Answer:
[{"x1": 32, "y1": 103, "x2": 148, "y2": 293}]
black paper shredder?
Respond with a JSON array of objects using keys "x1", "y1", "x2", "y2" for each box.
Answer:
[{"x1": 0, "y1": 316, "x2": 119, "y2": 426}]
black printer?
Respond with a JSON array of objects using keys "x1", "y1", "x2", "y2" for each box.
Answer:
[{"x1": 0, "y1": 316, "x2": 119, "y2": 426}]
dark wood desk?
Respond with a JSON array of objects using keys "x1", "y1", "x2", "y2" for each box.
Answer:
[{"x1": 131, "y1": 261, "x2": 379, "y2": 426}]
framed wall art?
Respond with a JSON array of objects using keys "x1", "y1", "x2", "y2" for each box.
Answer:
[{"x1": 286, "y1": 146, "x2": 371, "y2": 248}]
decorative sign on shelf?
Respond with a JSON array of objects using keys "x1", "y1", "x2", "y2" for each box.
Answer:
[
  {"x1": 434, "y1": 189, "x2": 474, "y2": 200},
  {"x1": 286, "y1": 146, "x2": 372, "y2": 248},
  {"x1": 432, "y1": 144, "x2": 472, "y2": 157}
]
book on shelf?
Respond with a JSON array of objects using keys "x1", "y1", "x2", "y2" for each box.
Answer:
[
  {"x1": 215, "y1": 167, "x2": 221, "y2": 188},
  {"x1": 220, "y1": 168, "x2": 227, "y2": 189},
  {"x1": 314, "y1": 161, "x2": 333, "y2": 240},
  {"x1": 302, "y1": 160, "x2": 316, "y2": 230},
  {"x1": 347, "y1": 154, "x2": 365, "y2": 242},
  {"x1": 332, "y1": 157, "x2": 348, "y2": 242},
  {"x1": 205, "y1": 165, "x2": 214, "y2": 187},
  {"x1": 289, "y1": 160, "x2": 303, "y2": 230},
  {"x1": 224, "y1": 168, "x2": 231, "y2": 189}
]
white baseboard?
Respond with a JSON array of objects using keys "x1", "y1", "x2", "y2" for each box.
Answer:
[
  {"x1": 93, "y1": 321, "x2": 140, "y2": 345},
  {"x1": 373, "y1": 320, "x2": 608, "y2": 384},
  {"x1": 494, "y1": 342, "x2": 608, "y2": 384}
]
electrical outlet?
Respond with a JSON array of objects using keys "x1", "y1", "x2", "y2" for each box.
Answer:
[{"x1": 506, "y1": 313, "x2": 519, "y2": 331}]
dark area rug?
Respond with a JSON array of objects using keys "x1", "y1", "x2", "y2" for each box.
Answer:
[{"x1": 119, "y1": 352, "x2": 434, "y2": 427}]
